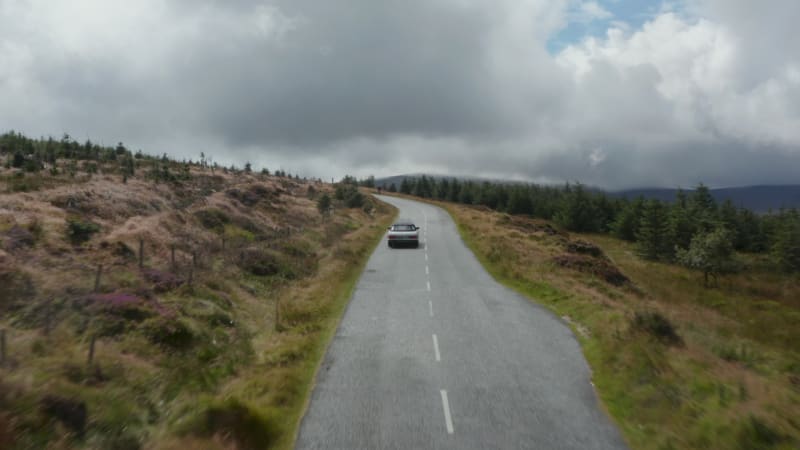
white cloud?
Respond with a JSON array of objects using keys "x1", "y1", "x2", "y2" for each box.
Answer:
[
  {"x1": 574, "y1": 1, "x2": 613, "y2": 23},
  {"x1": 556, "y1": 11, "x2": 800, "y2": 150},
  {"x1": 588, "y1": 147, "x2": 607, "y2": 167}
]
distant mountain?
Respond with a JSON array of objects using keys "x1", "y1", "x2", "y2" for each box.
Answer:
[
  {"x1": 612, "y1": 185, "x2": 800, "y2": 212},
  {"x1": 374, "y1": 174, "x2": 414, "y2": 189}
]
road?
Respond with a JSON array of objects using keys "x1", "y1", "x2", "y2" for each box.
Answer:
[{"x1": 295, "y1": 195, "x2": 627, "y2": 450}]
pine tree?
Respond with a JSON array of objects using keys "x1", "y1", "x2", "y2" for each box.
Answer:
[
  {"x1": 718, "y1": 199, "x2": 740, "y2": 246},
  {"x1": 12, "y1": 151, "x2": 25, "y2": 168},
  {"x1": 554, "y1": 184, "x2": 601, "y2": 232},
  {"x1": 437, "y1": 178, "x2": 449, "y2": 200},
  {"x1": 413, "y1": 176, "x2": 432, "y2": 198},
  {"x1": 399, "y1": 178, "x2": 412, "y2": 194},
  {"x1": 772, "y1": 210, "x2": 800, "y2": 272},
  {"x1": 447, "y1": 179, "x2": 461, "y2": 202},
  {"x1": 317, "y1": 193, "x2": 332, "y2": 216},
  {"x1": 736, "y1": 208, "x2": 766, "y2": 252},
  {"x1": 690, "y1": 183, "x2": 717, "y2": 233},
  {"x1": 507, "y1": 186, "x2": 534, "y2": 215},
  {"x1": 611, "y1": 197, "x2": 644, "y2": 241},
  {"x1": 636, "y1": 200, "x2": 672, "y2": 260},
  {"x1": 459, "y1": 181, "x2": 475, "y2": 204}
]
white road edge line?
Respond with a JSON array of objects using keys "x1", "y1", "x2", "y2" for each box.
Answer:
[
  {"x1": 427, "y1": 281, "x2": 431, "y2": 291},
  {"x1": 432, "y1": 334, "x2": 441, "y2": 361},
  {"x1": 440, "y1": 390, "x2": 454, "y2": 434},
  {"x1": 429, "y1": 300, "x2": 434, "y2": 317},
  {"x1": 426, "y1": 266, "x2": 429, "y2": 275}
]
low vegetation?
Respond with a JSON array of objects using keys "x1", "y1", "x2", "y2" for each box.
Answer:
[
  {"x1": 0, "y1": 131, "x2": 396, "y2": 449},
  {"x1": 428, "y1": 200, "x2": 799, "y2": 449}
]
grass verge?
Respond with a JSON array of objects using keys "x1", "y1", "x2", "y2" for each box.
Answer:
[{"x1": 274, "y1": 199, "x2": 397, "y2": 449}]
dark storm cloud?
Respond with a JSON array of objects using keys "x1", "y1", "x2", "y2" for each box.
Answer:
[{"x1": 169, "y1": 0, "x2": 553, "y2": 148}]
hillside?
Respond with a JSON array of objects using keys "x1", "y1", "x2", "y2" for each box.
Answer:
[{"x1": 0, "y1": 144, "x2": 394, "y2": 448}]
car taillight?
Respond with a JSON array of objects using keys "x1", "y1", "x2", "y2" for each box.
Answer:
[{"x1": 388, "y1": 235, "x2": 396, "y2": 239}]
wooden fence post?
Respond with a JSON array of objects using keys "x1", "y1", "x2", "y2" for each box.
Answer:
[
  {"x1": 87, "y1": 335, "x2": 96, "y2": 366},
  {"x1": 94, "y1": 264, "x2": 102, "y2": 292},
  {"x1": 275, "y1": 299, "x2": 280, "y2": 332},
  {"x1": 139, "y1": 238, "x2": 144, "y2": 269},
  {"x1": 0, "y1": 329, "x2": 6, "y2": 365},
  {"x1": 44, "y1": 308, "x2": 52, "y2": 336}
]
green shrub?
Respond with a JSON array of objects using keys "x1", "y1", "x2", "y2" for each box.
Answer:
[
  {"x1": 334, "y1": 184, "x2": 365, "y2": 208},
  {"x1": 237, "y1": 248, "x2": 282, "y2": 277},
  {"x1": 194, "y1": 208, "x2": 230, "y2": 232},
  {"x1": 631, "y1": 310, "x2": 683, "y2": 346},
  {"x1": 676, "y1": 228, "x2": 739, "y2": 287},
  {"x1": 66, "y1": 218, "x2": 100, "y2": 244},
  {"x1": 223, "y1": 225, "x2": 255, "y2": 243},
  {"x1": 344, "y1": 191, "x2": 365, "y2": 208},
  {"x1": 141, "y1": 317, "x2": 194, "y2": 350},
  {"x1": 736, "y1": 416, "x2": 785, "y2": 449},
  {"x1": 11, "y1": 151, "x2": 24, "y2": 168},
  {"x1": 187, "y1": 398, "x2": 281, "y2": 450},
  {"x1": 316, "y1": 193, "x2": 332, "y2": 216},
  {"x1": 238, "y1": 246, "x2": 315, "y2": 280},
  {"x1": 362, "y1": 200, "x2": 374, "y2": 214}
]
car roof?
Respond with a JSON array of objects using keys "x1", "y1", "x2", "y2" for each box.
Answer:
[{"x1": 393, "y1": 221, "x2": 416, "y2": 226}]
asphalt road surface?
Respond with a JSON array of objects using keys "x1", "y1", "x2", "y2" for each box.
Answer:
[{"x1": 295, "y1": 195, "x2": 627, "y2": 450}]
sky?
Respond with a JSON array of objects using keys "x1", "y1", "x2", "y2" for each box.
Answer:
[{"x1": 1, "y1": 0, "x2": 799, "y2": 189}]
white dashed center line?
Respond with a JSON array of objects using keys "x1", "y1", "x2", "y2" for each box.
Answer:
[
  {"x1": 440, "y1": 390, "x2": 454, "y2": 434},
  {"x1": 423, "y1": 211, "x2": 452, "y2": 436}
]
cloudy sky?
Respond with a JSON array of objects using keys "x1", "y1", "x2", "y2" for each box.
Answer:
[{"x1": 1, "y1": 0, "x2": 799, "y2": 189}]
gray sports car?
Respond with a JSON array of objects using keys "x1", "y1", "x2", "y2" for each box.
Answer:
[{"x1": 387, "y1": 221, "x2": 420, "y2": 248}]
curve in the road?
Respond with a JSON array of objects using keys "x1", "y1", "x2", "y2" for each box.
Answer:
[{"x1": 295, "y1": 195, "x2": 627, "y2": 450}]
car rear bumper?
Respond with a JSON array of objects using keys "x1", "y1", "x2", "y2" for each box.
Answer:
[{"x1": 388, "y1": 237, "x2": 419, "y2": 248}]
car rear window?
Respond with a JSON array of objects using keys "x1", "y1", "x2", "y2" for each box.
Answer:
[{"x1": 392, "y1": 224, "x2": 415, "y2": 231}]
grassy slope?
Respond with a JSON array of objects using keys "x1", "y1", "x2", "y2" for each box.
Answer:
[
  {"x1": 423, "y1": 198, "x2": 798, "y2": 450},
  {"x1": 0, "y1": 160, "x2": 395, "y2": 449}
]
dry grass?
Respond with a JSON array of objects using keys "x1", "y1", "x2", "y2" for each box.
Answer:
[
  {"x1": 417, "y1": 199, "x2": 800, "y2": 450},
  {"x1": 0, "y1": 162, "x2": 395, "y2": 449}
]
